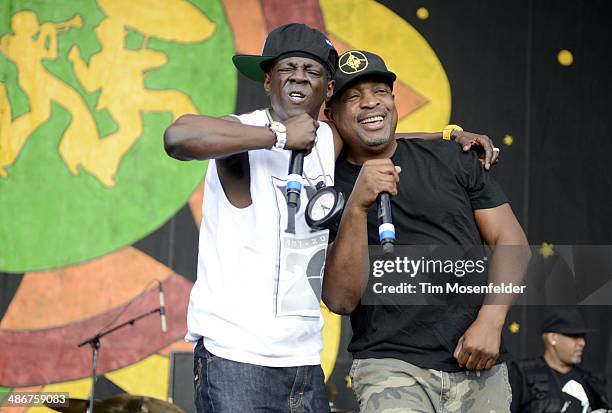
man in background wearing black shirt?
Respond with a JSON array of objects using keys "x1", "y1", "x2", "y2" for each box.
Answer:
[
  {"x1": 322, "y1": 51, "x2": 530, "y2": 412},
  {"x1": 509, "y1": 308, "x2": 611, "y2": 412}
]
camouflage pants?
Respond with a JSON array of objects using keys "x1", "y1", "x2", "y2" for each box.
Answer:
[{"x1": 350, "y1": 358, "x2": 511, "y2": 413}]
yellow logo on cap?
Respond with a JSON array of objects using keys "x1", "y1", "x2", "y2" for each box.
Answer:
[{"x1": 339, "y1": 50, "x2": 368, "y2": 74}]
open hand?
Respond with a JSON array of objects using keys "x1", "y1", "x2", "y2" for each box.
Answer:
[{"x1": 453, "y1": 131, "x2": 500, "y2": 170}]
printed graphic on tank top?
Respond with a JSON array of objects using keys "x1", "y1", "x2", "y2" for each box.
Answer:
[{"x1": 271, "y1": 173, "x2": 333, "y2": 318}]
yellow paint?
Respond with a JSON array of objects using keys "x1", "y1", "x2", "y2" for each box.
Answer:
[
  {"x1": 105, "y1": 354, "x2": 170, "y2": 400},
  {"x1": 503, "y1": 134, "x2": 514, "y2": 146},
  {"x1": 97, "y1": 0, "x2": 215, "y2": 43},
  {"x1": 21, "y1": 355, "x2": 170, "y2": 412},
  {"x1": 0, "y1": 12, "x2": 107, "y2": 182},
  {"x1": 25, "y1": 377, "x2": 93, "y2": 413},
  {"x1": 67, "y1": 14, "x2": 200, "y2": 187},
  {"x1": 558, "y1": 49, "x2": 573, "y2": 66},
  {"x1": 416, "y1": 7, "x2": 429, "y2": 20},
  {"x1": 509, "y1": 321, "x2": 520, "y2": 334},
  {"x1": 321, "y1": 302, "x2": 342, "y2": 381},
  {"x1": 539, "y1": 242, "x2": 555, "y2": 259},
  {"x1": 0, "y1": 2, "x2": 209, "y2": 186},
  {"x1": 321, "y1": 0, "x2": 451, "y2": 132}
]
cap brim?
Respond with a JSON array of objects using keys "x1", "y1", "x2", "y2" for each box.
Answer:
[
  {"x1": 545, "y1": 327, "x2": 597, "y2": 335},
  {"x1": 331, "y1": 70, "x2": 397, "y2": 101},
  {"x1": 232, "y1": 55, "x2": 275, "y2": 82}
]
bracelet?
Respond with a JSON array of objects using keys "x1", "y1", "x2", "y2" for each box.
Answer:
[{"x1": 442, "y1": 124, "x2": 463, "y2": 141}]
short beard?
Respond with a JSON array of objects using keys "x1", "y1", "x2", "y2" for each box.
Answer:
[
  {"x1": 365, "y1": 137, "x2": 389, "y2": 147},
  {"x1": 360, "y1": 130, "x2": 392, "y2": 147},
  {"x1": 570, "y1": 355, "x2": 582, "y2": 365}
]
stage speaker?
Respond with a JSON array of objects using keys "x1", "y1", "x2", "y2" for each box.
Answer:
[{"x1": 169, "y1": 351, "x2": 195, "y2": 413}]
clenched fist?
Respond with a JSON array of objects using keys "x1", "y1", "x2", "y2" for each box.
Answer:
[
  {"x1": 284, "y1": 113, "x2": 319, "y2": 152},
  {"x1": 348, "y1": 159, "x2": 401, "y2": 213}
]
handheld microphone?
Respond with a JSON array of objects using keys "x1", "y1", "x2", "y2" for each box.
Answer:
[
  {"x1": 286, "y1": 150, "x2": 305, "y2": 233},
  {"x1": 158, "y1": 282, "x2": 167, "y2": 333},
  {"x1": 377, "y1": 192, "x2": 395, "y2": 254},
  {"x1": 286, "y1": 151, "x2": 305, "y2": 207}
]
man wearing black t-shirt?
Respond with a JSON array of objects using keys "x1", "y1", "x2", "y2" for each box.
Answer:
[
  {"x1": 509, "y1": 308, "x2": 611, "y2": 413},
  {"x1": 322, "y1": 51, "x2": 530, "y2": 412}
]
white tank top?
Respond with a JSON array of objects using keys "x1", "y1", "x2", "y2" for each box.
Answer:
[{"x1": 186, "y1": 109, "x2": 336, "y2": 367}]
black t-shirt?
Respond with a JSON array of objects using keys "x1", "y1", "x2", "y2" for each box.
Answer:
[
  {"x1": 509, "y1": 357, "x2": 610, "y2": 413},
  {"x1": 331, "y1": 139, "x2": 509, "y2": 372},
  {"x1": 551, "y1": 369, "x2": 596, "y2": 413}
]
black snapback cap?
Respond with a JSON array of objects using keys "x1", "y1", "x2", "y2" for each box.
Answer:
[
  {"x1": 232, "y1": 23, "x2": 338, "y2": 82},
  {"x1": 330, "y1": 50, "x2": 396, "y2": 102},
  {"x1": 542, "y1": 307, "x2": 596, "y2": 335}
]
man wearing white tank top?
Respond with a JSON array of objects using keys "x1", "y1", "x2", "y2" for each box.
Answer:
[{"x1": 164, "y1": 23, "x2": 499, "y2": 413}]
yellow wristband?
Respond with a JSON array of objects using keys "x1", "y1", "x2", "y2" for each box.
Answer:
[{"x1": 443, "y1": 124, "x2": 463, "y2": 140}]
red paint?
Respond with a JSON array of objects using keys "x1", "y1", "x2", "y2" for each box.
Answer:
[
  {"x1": 261, "y1": 0, "x2": 326, "y2": 33},
  {"x1": 0, "y1": 274, "x2": 192, "y2": 387}
]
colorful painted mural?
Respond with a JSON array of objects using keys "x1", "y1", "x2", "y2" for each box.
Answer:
[
  {"x1": 0, "y1": 0, "x2": 230, "y2": 409},
  {"x1": 2, "y1": 0, "x2": 611, "y2": 411},
  {"x1": 0, "y1": 0, "x2": 449, "y2": 403}
]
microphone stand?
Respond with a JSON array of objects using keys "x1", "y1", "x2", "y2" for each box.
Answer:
[{"x1": 78, "y1": 306, "x2": 163, "y2": 413}]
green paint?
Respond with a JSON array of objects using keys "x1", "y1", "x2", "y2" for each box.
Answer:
[
  {"x1": 0, "y1": 0, "x2": 236, "y2": 272},
  {"x1": 0, "y1": 387, "x2": 11, "y2": 405}
]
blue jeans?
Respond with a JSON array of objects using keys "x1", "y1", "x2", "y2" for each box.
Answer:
[{"x1": 193, "y1": 339, "x2": 329, "y2": 412}]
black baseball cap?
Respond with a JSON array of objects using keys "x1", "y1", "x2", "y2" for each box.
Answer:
[
  {"x1": 232, "y1": 23, "x2": 338, "y2": 82},
  {"x1": 330, "y1": 50, "x2": 397, "y2": 102},
  {"x1": 542, "y1": 307, "x2": 596, "y2": 335}
]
